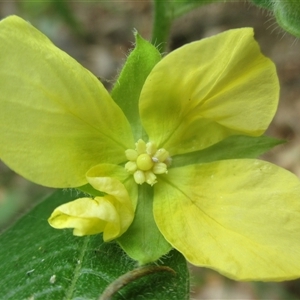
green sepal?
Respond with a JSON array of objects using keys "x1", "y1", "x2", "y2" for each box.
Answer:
[
  {"x1": 0, "y1": 189, "x2": 189, "y2": 299},
  {"x1": 167, "y1": 0, "x2": 225, "y2": 18},
  {"x1": 117, "y1": 184, "x2": 172, "y2": 265},
  {"x1": 111, "y1": 31, "x2": 161, "y2": 140},
  {"x1": 172, "y1": 135, "x2": 285, "y2": 168}
]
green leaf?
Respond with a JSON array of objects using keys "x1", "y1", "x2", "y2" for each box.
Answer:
[
  {"x1": 117, "y1": 184, "x2": 172, "y2": 265},
  {"x1": 111, "y1": 32, "x2": 161, "y2": 140},
  {"x1": 172, "y1": 135, "x2": 284, "y2": 167},
  {"x1": 152, "y1": 0, "x2": 172, "y2": 50},
  {"x1": 168, "y1": 0, "x2": 224, "y2": 18},
  {"x1": 0, "y1": 189, "x2": 189, "y2": 299}
]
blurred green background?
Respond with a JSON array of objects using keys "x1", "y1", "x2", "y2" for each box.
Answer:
[{"x1": 1, "y1": 1, "x2": 300, "y2": 299}]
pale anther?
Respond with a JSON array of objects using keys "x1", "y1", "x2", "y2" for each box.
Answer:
[
  {"x1": 136, "y1": 139, "x2": 146, "y2": 154},
  {"x1": 134, "y1": 170, "x2": 145, "y2": 185},
  {"x1": 125, "y1": 161, "x2": 137, "y2": 173},
  {"x1": 146, "y1": 142, "x2": 157, "y2": 155},
  {"x1": 153, "y1": 162, "x2": 168, "y2": 174},
  {"x1": 154, "y1": 149, "x2": 169, "y2": 162},
  {"x1": 125, "y1": 149, "x2": 138, "y2": 161},
  {"x1": 145, "y1": 171, "x2": 157, "y2": 186}
]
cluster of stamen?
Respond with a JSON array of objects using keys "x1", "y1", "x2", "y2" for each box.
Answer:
[{"x1": 125, "y1": 139, "x2": 171, "y2": 186}]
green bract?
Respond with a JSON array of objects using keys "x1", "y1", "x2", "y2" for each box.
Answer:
[{"x1": 1, "y1": 15, "x2": 300, "y2": 281}]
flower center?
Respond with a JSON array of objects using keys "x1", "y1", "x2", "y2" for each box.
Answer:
[
  {"x1": 136, "y1": 154, "x2": 154, "y2": 171},
  {"x1": 125, "y1": 139, "x2": 171, "y2": 186}
]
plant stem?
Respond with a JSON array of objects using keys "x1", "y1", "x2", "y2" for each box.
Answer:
[
  {"x1": 99, "y1": 265, "x2": 176, "y2": 300},
  {"x1": 151, "y1": 0, "x2": 172, "y2": 52}
]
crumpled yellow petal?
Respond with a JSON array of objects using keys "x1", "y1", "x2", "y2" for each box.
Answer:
[
  {"x1": 48, "y1": 197, "x2": 120, "y2": 239},
  {"x1": 154, "y1": 159, "x2": 300, "y2": 280},
  {"x1": 49, "y1": 174, "x2": 134, "y2": 241},
  {"x1": 86, "y1": 166, "x2": 135, "y2": 216},
  {"x1": 139, "y1": 28, "x2": 279, "y2": 155},
  {"x1": 86, "y1": 163, "x2": 138, "y2": 209},
  {"x1": 0, "y1": 16, "x2": 134, "y2": 188}
]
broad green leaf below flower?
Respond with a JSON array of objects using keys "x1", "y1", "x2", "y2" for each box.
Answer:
[
  {"x1": 0, "y1": 189, "x2": 189, "y2": 300},
  {"x1": 0, "y1": 15, "x2": 134, "y2": 188},
  {"x1": 154, "y1": 159, "x2": 300, "y2": 280},
  {"x1": 140, "y1": 28, "x2": 279, "y2": 155}
]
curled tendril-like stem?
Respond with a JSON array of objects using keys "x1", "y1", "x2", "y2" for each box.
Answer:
[{"x1": 98, "y1": 265, "x2": 176, "y2": 300}]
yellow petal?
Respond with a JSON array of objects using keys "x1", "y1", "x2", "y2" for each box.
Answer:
[
  {"x1": 48, "y1": 196, "x2": 120, "y2": 240},
  {"x1": 86, "y1": 163, "x2": 138, "y2": 209},
  {"x1": 154, "y1": 160, "x2": 300, "y2": 280},
  {"x1": 140, "y1": 28, "x2": 279, "y2": 155},
  {"x1": 87, "y1": 171, "x2": 135, "y2": 240},
  {"x1": 0, "y1": 16, "x2": 134, "y2": 188},
  {"x1": 49, "y1": 171, "x2": 134, "y2": 240}
]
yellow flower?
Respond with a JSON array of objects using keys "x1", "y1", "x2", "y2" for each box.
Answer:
[{"x1": 1, "y1": 15, "x2": 300, "y2": 281}]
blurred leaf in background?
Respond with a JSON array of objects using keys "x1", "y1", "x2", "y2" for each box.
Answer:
[
  {"x1": 250, "y1": 0, "x2": 300, "y2": 37},
  {"x1": 19, "y1": 0, "x2": 87, "y2": 40}
]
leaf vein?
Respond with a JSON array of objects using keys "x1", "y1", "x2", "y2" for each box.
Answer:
[{"x1": 64, "y1": 236, "x2": 89, "y2": 300}]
